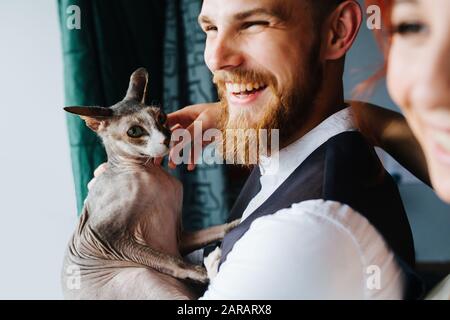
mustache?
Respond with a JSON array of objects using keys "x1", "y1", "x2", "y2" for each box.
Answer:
[{"x1": 213, "y1": 69, "x2": 278, "y2": 90}]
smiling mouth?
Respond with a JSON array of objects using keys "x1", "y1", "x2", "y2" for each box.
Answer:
[
  {"x1": 426, "y1": 128, "x2": 450, "y2": 166},
  {"x1": 226, "y1": 82, "x2": 268, "y2": 99}
]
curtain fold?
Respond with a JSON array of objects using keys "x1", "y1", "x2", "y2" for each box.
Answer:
[{"x1": 58, "y1": 0, "x2": 245, "y2": 229}]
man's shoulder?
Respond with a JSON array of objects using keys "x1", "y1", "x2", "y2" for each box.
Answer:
[
  {"x1": 309, "y1": 131, "x2": 415, "y2": 268},
  {"x1": 320, "y1": 130, "x2": 382, "y2": 175},
  {"x1": 312, "y1": 131, "x2": 398, "y2": 203}
]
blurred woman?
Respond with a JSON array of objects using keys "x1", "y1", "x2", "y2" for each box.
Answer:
[
  {"x1": 359, "y1": 0, "x2": 450, "y2": 300},
  {"x1": 362, "y1": 0, "x2": 450, "y2": 204}
]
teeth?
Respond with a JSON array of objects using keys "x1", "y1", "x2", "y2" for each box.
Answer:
[
  {"x1": 226, "y1": 82, "x2": 266, "y2": 94},
  {"x1": 435, "y1": 131, "x2": 450, "y2": 152}
]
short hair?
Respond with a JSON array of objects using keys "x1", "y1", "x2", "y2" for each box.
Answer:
[{"x1": 310, "y1": 0, "x2": 346, "y2": 22}]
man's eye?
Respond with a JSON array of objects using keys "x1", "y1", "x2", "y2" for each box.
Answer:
[
  {"x1": 204, "y1": 25, "x2": 218, "y2": 32},
  {"x1": 392, "y1": 22, "x2": 426, "y2": 36},
  {"x1": 242, "y1": 21, "x2": 269, "y2": 30},
  {"x1": 127, "y1": 126, "x2": 147, "y2": 138}
]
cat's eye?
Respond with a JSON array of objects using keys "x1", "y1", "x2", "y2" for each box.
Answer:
[{"x1": 127, "y1": 126, "x2": 147, "y2": 138}]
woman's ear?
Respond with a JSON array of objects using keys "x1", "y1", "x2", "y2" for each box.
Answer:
[{"x1": 323, "y1": 0, "x2": 363, "y2": 61}]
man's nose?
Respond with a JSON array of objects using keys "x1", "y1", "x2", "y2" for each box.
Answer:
[{"x1": 206, "y1": 33, "x2": 244, "y2": 72}]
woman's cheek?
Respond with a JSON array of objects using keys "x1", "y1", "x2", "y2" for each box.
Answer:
[{"x1": 386, "y1": 48, "x2": 410, "y2": 111}]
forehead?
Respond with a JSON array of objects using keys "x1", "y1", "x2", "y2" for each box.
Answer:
[
  {"x1": 200, "y1": 0, "x2": 307, "y2": 22},
  {"x1": 393, "y1": 0, "x2": 450, "y2": 14}
]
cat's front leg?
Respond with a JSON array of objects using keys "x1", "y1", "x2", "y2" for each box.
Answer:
[
  {"x1": 179, "y1": 219, "x2": 240, "y2": 255},
  {"x1": 203, "y1": 247, "x2": 222, "y2": 281}
]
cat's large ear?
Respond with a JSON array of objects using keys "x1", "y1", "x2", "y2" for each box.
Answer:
[
  {"x1": 64, "y1": 106, "x2": 113, "y2": 132},
  {"x1": 124, "y1": 67, "x2": 148, "y2": 104}
]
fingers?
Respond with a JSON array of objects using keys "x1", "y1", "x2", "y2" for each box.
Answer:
[
  {"x1": 153, "y1": 157, "x2": 164, "y2": 166},
  {"x1": 167, "y1": 103, "x2": 221, "y2": 170},
  {"x1": 167, "y1": 103, "x2": 219, "y2": 128},
  {"x1": 167, "y1": 104, "x2": 205, "y2": 128},
  {"x1": 170, "y1": 123, "x2": 183, "y2": 132},
  {"x1": 187, "y1": 121, "x2": 205, "y2": 171},
  {"x1": 168, "y1": 120, "x2": 210, "y2": 171},
  {"x1": 88, "y1": 163, "x2": 108, "y2": 191},
  {"x1": 94, "y1": 162, "x2": 108, "y2": 177},
  {"x1": 168, "y1": 122, "x2": 196, "y2": 170}
]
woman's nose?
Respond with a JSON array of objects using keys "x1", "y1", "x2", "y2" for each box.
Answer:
[{"x1": 410, "y1": 38, "x2": 450, "y2": 110}]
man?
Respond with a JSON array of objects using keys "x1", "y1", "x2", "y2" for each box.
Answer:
[{"x1": 165, "y1": 0, "x2": 422, "y2": 299}]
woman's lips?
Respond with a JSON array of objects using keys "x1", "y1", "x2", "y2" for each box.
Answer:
[{"x1": 433, "y1": 130, "x2": 450, "y2": 165}]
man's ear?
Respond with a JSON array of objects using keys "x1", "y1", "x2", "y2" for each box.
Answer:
[
  {"x1": 323, "y1": 0, "x2": 362, "y2": 60},
  {"x1": 124, "y1": 67, "x2": 149, "y2": 104},
  {"x1": 64, "y1": 106, "x2": 113, "y2": 132}
]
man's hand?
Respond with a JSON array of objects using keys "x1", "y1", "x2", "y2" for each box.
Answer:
[
  {"x1": 350, "y1": 100, "x2": 430, "y2": 186},
  {"x1": 87, "y1": 162, "x2": 108, "y2": 190},
  {"x1": 350, "y1": 100, "x2": 400, "y2": 147},
  {"x1": 154, "y1": 102, "x2": 221, "y2": 171}
]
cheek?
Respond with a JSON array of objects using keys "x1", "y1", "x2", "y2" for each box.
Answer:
[
  {"x1": 116, "y1": 140, "x2": 144, "y2": 157},
  {"x1": 204, "y1": 39, "x2": 213, "y2": 71},
  {"x1": 148, "y1": 129, "x2": 166, "y2": 145},
  {"x1": 387, "y1": 49, "x2": 426, "y2": 150},
  {"x1": 247, "y1": 33, "x2": 302, "y2": 85},
  {"x1": 124, "y1": 138, "x2": 146, "y2": 151},
  {"x1": 386, "y1": 48, "x2": 410, "y2": 110}
]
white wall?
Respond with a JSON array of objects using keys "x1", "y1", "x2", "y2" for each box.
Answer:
[{"x1": 0, "y1": 0, "x2": 77, "y2": 299}]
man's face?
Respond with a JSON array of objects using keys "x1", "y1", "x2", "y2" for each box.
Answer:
[{"x1": 199, "y1": 0, "x2": 324, "y2": 161}]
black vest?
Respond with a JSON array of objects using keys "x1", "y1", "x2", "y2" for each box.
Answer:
[{"x1": 220, "y1": 131, "x2": 424, "y2": 299}]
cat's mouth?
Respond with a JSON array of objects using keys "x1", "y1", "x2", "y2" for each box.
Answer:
[{"x1": 139, "y1": 144, "x2": 170, "y2": 159}]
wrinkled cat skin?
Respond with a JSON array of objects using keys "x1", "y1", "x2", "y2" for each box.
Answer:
[{"x1": 62, "y1": 68, "x2": 238, "y2": 300}]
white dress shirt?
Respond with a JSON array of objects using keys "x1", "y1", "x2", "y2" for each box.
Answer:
[{"x1": 201, "y1": 107, "x2": 406, "y2": 300}]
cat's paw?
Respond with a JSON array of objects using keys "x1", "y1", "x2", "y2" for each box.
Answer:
[
  {"x1": 186, "y1": 264, "x2": 209, "y2": 284},
  {"x1": 204, "y1": 247, "x2": 221, "y2": 281},
  {"x1": 225, "y1": 219, "x2": 240, "y2": 234}
]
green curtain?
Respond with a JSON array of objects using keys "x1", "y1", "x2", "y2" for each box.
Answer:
[{"x1": 58, "y1": 0, "x2": 246, "y2": 230}]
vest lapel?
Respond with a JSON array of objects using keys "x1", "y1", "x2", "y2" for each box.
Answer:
[
  {"x1": 220, "y1": 148, "x2": 324, "y2": 267},
  {"x1": 227, "y1": 166, "x2": 262, "y2": 222}
]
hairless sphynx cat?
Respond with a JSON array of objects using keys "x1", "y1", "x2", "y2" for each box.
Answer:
[{"x1": 62, "y1": 68, "x2": 238, "y2": 299}]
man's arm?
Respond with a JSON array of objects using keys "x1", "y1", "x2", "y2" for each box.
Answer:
[
  {"x1": 91, "y1": 101, "x2": 431, "y2": 186},
  {"x1": 161, "y1": 103, "x2": 221, "y2": 171},
  {"x1": 200, "y1": 200, "x2": 387, "y2": 300},
  {"x1": 351, "y1": 101, "x2": 430, "y2": 186},
  {"x1": 161, "y1": 101, "x2": 431, "y2": 186}
]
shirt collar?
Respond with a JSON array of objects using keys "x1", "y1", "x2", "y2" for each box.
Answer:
[{"x1": 259, "y1": 106, "x2": 356, "y2": 176}]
